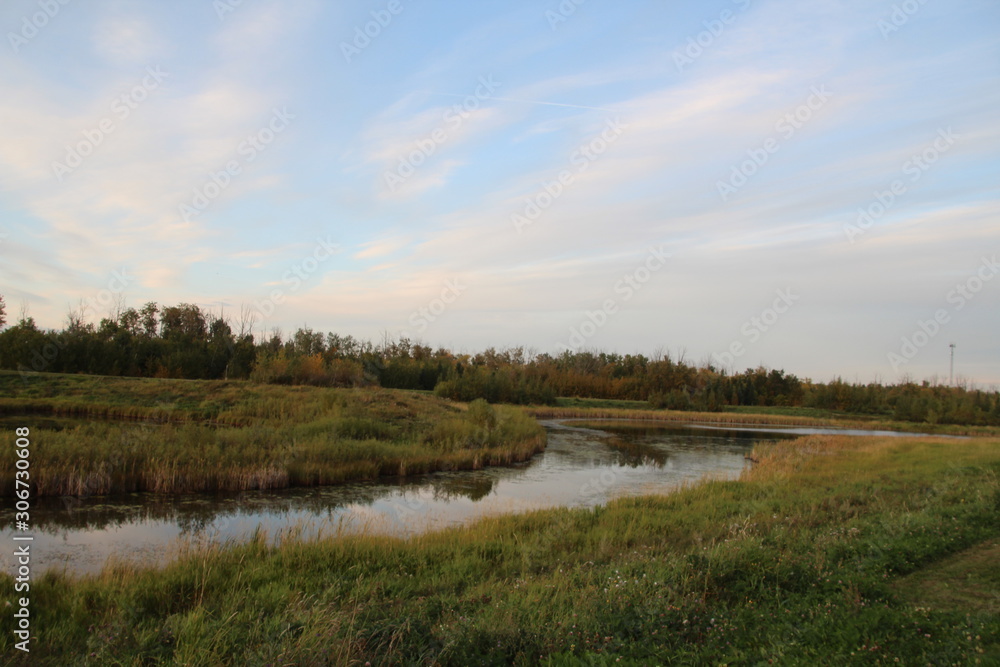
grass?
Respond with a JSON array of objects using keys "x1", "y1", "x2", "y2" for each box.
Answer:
[
  {"x1": 2, "y1": 432, "x2": 997, "y2": 664},
  {"x1": 0, "y1": 372, "x2": 545, "y2": 496},
  {"x1": 554, "y1": 397, "x2": 656, "y2": 411},
  {"x1": 554, "y1": 397, "x2": 887, "y2": 421},
  {"x1": 527, "y1": 403, "x2": 1000, "y2": 437},
  {"x1": 724, "y1": 404, "x2": 876, "y2": 420},
  {"x1": 553, "y1": 397, "x2": 852, "y2": 419},
  {"x1": 0, "y1": 371, "x2": 437, "y2": 426},
  {"x1": 894, "y1": 538, "x2": 1000, "y2": 614}
]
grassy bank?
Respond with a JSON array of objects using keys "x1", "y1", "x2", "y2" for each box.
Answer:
[
  {"x1": 526, "y1": 403, "x2": 1000, "y2": 437},
  {"x1": 554, "y1": 397, "x2": 885, "y2": 422},
  {"x1": 0, "y1": 372, "x2": 544, "y2": 496},
  {"x1": 2, "y1": 433, "x2": 997, "y2": 664}
]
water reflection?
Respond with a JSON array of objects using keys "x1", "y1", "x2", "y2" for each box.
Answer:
[
  {"x1": 2, "y1": 420, "x2": 785, "y2": 575},
  {"x1": 0, "y1": 415, "x2": 78, "y2": 431},
  {"x1": 20, "y1": 471, "x2": 503, "y2": 535}
]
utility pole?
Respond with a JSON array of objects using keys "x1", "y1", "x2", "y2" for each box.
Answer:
[{"x1": 949, "y1": 343, "x2": 956, "y2": 386}]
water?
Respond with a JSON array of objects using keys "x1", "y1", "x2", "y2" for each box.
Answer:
[{"x1": 0, "y1": 420, "x2": 814, "y2": 575}]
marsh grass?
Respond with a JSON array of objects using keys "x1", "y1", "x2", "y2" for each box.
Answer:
[
  {"x1": 527, "y1": 404, "x2": 1000, "y2": 436},
  {"x1": 0, "y1": 372, "x2": 544, "y2": 496},
  {"x1": 2, "y1": 433, "x2": 997, "y2": 664}
]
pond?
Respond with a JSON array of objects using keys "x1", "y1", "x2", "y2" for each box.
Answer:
[{"x1": 0, "y1": 419, "x2": 911, "y2": 576}]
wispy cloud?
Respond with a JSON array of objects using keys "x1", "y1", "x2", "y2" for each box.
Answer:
[{"x1": 1, "y1": 0, "x2": 997, "y2": 382}]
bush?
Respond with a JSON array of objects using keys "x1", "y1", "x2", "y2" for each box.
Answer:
[
  {"x1": 434, "y1": 368, "x2": 556, "y2": 405},
  {"x1": 649, "y1": 389, "x2": 692, "y2": 411},
  {"x1": 250, "y1": 352, "x2": 364, "y2": 387}
]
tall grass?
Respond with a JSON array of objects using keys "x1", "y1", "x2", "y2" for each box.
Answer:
[
  {"x1": 526, "y1": 404, "x2": 1000, "y2": 436},
  {"x1": 2, "y1": 434, "x2": 997, "y2": 664},
  {"x1": 0, "y1": 375, "x2": 544, "y2": 496}
]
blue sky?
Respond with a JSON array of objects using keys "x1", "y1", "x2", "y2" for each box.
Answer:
[{"x1": 1, "y1": 0, "x2": 998, "y2": 384}]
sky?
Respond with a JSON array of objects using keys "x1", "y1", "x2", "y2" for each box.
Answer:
[{"x1": 0, "y1": 0, "x2": 998, "y2": 386}]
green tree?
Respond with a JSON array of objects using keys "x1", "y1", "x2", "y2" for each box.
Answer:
[
  {"x1": 118, "y1": 307, "x2": 140, "y2": 335},
  {"x1": 159, "y1": 303, "x2": 207, "y2": 342},
  {"x1": 139, "y1": 302, "x2": 159, "y2": 337}
]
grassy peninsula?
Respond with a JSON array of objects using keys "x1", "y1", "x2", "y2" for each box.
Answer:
[{"x1": 0, "y1": 371, "x2": 544, "y2": 497}]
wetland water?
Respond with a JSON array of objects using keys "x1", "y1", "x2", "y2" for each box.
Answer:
[{"x1": 1, "y1": 420, "x2": 912, "y2": 575}]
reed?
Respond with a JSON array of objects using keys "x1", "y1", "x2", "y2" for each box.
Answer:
[
  {"x1": 524, "y1": 405, "x2": 1000, "y2": 435},
  {"x1": 0, "y1": 374, "x2": 545, "y2": 497}
]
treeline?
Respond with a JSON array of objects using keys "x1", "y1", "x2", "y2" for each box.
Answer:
[
  {"x1": 1, "y1": 300, "x2": 999, "y2": 426},
  {"x1": 0, "y1": 303, "x2": 256, "y2": 380}
]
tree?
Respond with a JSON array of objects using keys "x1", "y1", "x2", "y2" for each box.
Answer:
[
  {"x1": 0, "y1": 294, "x2": 5, "y2": 329},
  {"x1": 292, "y1": 327, "x2": 325, "y2": 356},
  {"x1": 236, "y1": 303, "x2": 256, "y2": 339},
  {"x1": 118, "y1": 307, "x2": 141, "y2": 335},
  {"x1": 160, "y1": 303, "x2": 207, "y2": 342},
  {"x1": 139, "y1": 302, "x2": 159, "y2": 337}
]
